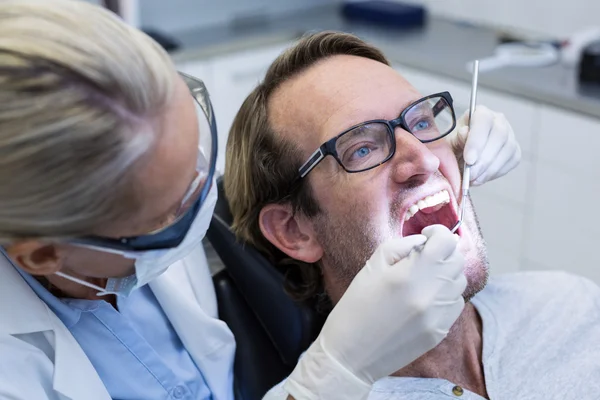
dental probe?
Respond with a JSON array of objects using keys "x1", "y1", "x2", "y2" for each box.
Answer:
[{"x1": 451, "y1": 59, "x2": 479, "y2": 234}]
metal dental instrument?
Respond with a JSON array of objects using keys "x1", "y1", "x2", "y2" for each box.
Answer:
[{"x1": 451, "y1": 59, "x2": 479, "y2": 234}]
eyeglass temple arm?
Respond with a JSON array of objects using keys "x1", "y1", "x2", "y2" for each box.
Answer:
[
  {"x1": 298, "y1": 148, "x2": 325, "y2": 178},
  {"x1": 178, "y1": 72, "x2": 215, "y2": 128}
]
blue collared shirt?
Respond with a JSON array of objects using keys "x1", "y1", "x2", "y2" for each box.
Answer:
[{"x1": 16, "y1": 266, "x2": 212, "y2": 400}]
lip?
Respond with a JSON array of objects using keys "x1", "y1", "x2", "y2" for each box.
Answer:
[{"x1": 398, "y1": 186, "x2": 461, "y2": 237}]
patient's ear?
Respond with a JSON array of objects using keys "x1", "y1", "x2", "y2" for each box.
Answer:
[
  {"x1": 5, "y1": 241, "x2": 64, "y2": 276},
  {"x1": 259, "y1": 203, "x2": 323, "y2": 263}
]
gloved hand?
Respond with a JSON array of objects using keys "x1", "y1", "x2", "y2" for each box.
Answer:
[
  {"x1": 448, "y1": 105, "x2": 521, "y2": 186},
  {"x1": 284, "y1": 225, "x2": 466, "y2": 400}
]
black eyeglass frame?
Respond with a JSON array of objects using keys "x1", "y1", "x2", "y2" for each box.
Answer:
[
  {"x1": 297, "y1": 91, "x2": 456, "y2": 179},
  {"x1": 67, "y1": 72, "x2": 218, "y2": 253}
]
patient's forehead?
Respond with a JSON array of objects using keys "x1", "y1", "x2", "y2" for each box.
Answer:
[{"x1": 267, "y1": 55, "x2": 421, "y2": 156}]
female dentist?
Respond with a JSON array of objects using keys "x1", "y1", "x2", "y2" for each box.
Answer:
[{"x1": 0, "y1": 1, "x2": 520, "y2": 400}]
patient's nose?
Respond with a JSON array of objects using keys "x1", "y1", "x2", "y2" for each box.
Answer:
[{"x1": 389, "y1": 129, "x2": 440, "y2": 186}]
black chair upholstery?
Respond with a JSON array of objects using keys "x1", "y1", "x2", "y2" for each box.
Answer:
[
  {"x1": 208, "y1": 177, "x2": 325, "y2": 399},
  {"x1": 213, "y1": 269, "x2": 291, "y2": 400}
]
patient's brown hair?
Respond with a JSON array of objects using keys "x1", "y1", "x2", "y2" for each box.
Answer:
[{"x1": 225, "y1": 31, "x2": 389, "y2": 302}]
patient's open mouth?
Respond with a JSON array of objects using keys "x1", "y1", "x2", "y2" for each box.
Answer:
[{"x1": 401, "y1": 190, "x2": 460, "y2": 236}]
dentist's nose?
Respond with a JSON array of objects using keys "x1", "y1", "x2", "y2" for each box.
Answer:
[{"x1": 389, "y1": 130, "x2": 440, "y2": 186}]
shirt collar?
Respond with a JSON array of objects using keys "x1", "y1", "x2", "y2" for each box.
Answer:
[{"x1": 11, "y1": 261, "x2": 84, "y2": 328}]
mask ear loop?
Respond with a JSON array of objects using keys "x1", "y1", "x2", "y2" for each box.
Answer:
[
  {"x1": 54, "y1": 271, "x2": 110, "y2": 295},
  {"x1": 54, "y1": 271, "x2": 139, "y2": 297}
]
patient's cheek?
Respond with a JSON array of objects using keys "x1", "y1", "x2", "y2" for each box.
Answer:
[
  {"x1": 437, "y1": 151, "x2": 461, "y2": 191},
  {"x1": 370, "y1": 198, "x2": 399, "y2": 243}
]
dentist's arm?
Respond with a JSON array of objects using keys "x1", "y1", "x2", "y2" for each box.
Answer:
[
  {"x1": 275, "y1": 225, "x2": 466, "y2": 400},
  {"x1": 447, "y1": 105, "x2": 521, "y2": 186}
]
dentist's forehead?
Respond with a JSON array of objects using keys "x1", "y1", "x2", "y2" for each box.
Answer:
[{"x1": 268, "y1": 55, "x2": 422, "y2": 153}]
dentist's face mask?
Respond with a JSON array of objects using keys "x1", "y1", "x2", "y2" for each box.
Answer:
[
  {"x1": 55, "y1": 182, "x2": 217, "y2": 297},
  {"x1": 55, "y1": 73, "x2": 219, "y2": 297}
]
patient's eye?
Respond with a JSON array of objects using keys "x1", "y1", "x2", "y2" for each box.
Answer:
[
  {"x1": 342, "y1": 141, "x2": 380, "y2": 167},
  {"x1": 336, "y1": 122, "x2": 391, "y2": 171},
  {"x1": 354, "y1": 146, "x2": 372, "y2": 158},
  {"x1": 413, "y1": 119, "x2": 431, "y2": 132}
]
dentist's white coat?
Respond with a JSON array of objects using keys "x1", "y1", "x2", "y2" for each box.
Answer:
[{"x1": 0, "y1": 246, "x2": 236, "y2": 400}]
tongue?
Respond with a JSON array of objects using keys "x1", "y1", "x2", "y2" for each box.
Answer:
[
  {"x1": 402, "y1": 212, "x2": 440, "y2": 236},
  {"x1": 402, "y1": 203, "x2": 456, "y2": 236}
]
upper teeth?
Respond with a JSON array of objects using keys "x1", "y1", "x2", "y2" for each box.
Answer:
[{"x1": 404, "y1": 190, "x2": 450, "y2": 221}]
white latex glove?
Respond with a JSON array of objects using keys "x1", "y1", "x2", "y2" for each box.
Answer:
[
  {"x1": 283, "y1": 225, "x2": 466, "y2": 400},
  {"x1": 449, "y1": 105, "x2": 521, "y2": 186}
]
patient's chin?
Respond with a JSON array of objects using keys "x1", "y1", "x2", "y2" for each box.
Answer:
[
  {"x1": 463, "y1": 256, "x2": 489, "y2": 301},
  {"x1": 459, "y1": 199, "x2": 489, "y2": 302}
]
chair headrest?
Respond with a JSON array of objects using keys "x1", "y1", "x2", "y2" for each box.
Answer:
[
  {"x1": 207, "y1": 177, "x2": 324, "y2": 366},
  {"x1": 213, "y1": 177, "x2": 233, "y2": 226}
]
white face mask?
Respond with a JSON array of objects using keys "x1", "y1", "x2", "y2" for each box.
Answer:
[{"x1": 55, "y1": 180, "x2": 218, "y2": 297}]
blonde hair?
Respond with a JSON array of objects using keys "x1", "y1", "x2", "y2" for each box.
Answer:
[
  {"x1": 225, "y1": 31, "x2": 389, "y2": 301},
  {"x1": 0, "y1": 0, "x2": 176, "y2": 243}
]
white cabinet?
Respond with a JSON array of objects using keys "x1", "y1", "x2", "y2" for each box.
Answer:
[
  {"x1": 470, "y1": 189, "x2": 523, "y2": 274},
  {"x1": 537, "y1": 106, "x2": 600, "y2": 177},
  {"x1": 525, "y1": 162, "x2": 600, "y2": 282},
  {"x1": 525, "y1": 105, "x2": 600, "y2": 283}
]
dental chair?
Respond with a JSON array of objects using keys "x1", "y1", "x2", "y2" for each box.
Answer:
[{"x1": 208, "y1": 177, "x2": 325, "y2": 400}]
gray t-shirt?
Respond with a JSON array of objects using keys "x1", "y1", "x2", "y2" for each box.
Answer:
[{"x1": 265, "y1": 271, "x2": 600, "y2": 399}]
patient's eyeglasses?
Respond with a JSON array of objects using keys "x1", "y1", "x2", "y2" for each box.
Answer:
[{"x1": 297, "y1": 92, "x2": 456, "y2": 179}]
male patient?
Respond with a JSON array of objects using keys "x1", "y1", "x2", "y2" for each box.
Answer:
[{"x1": 224, "y1": 32, "x2": 600, "y2": 399}]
